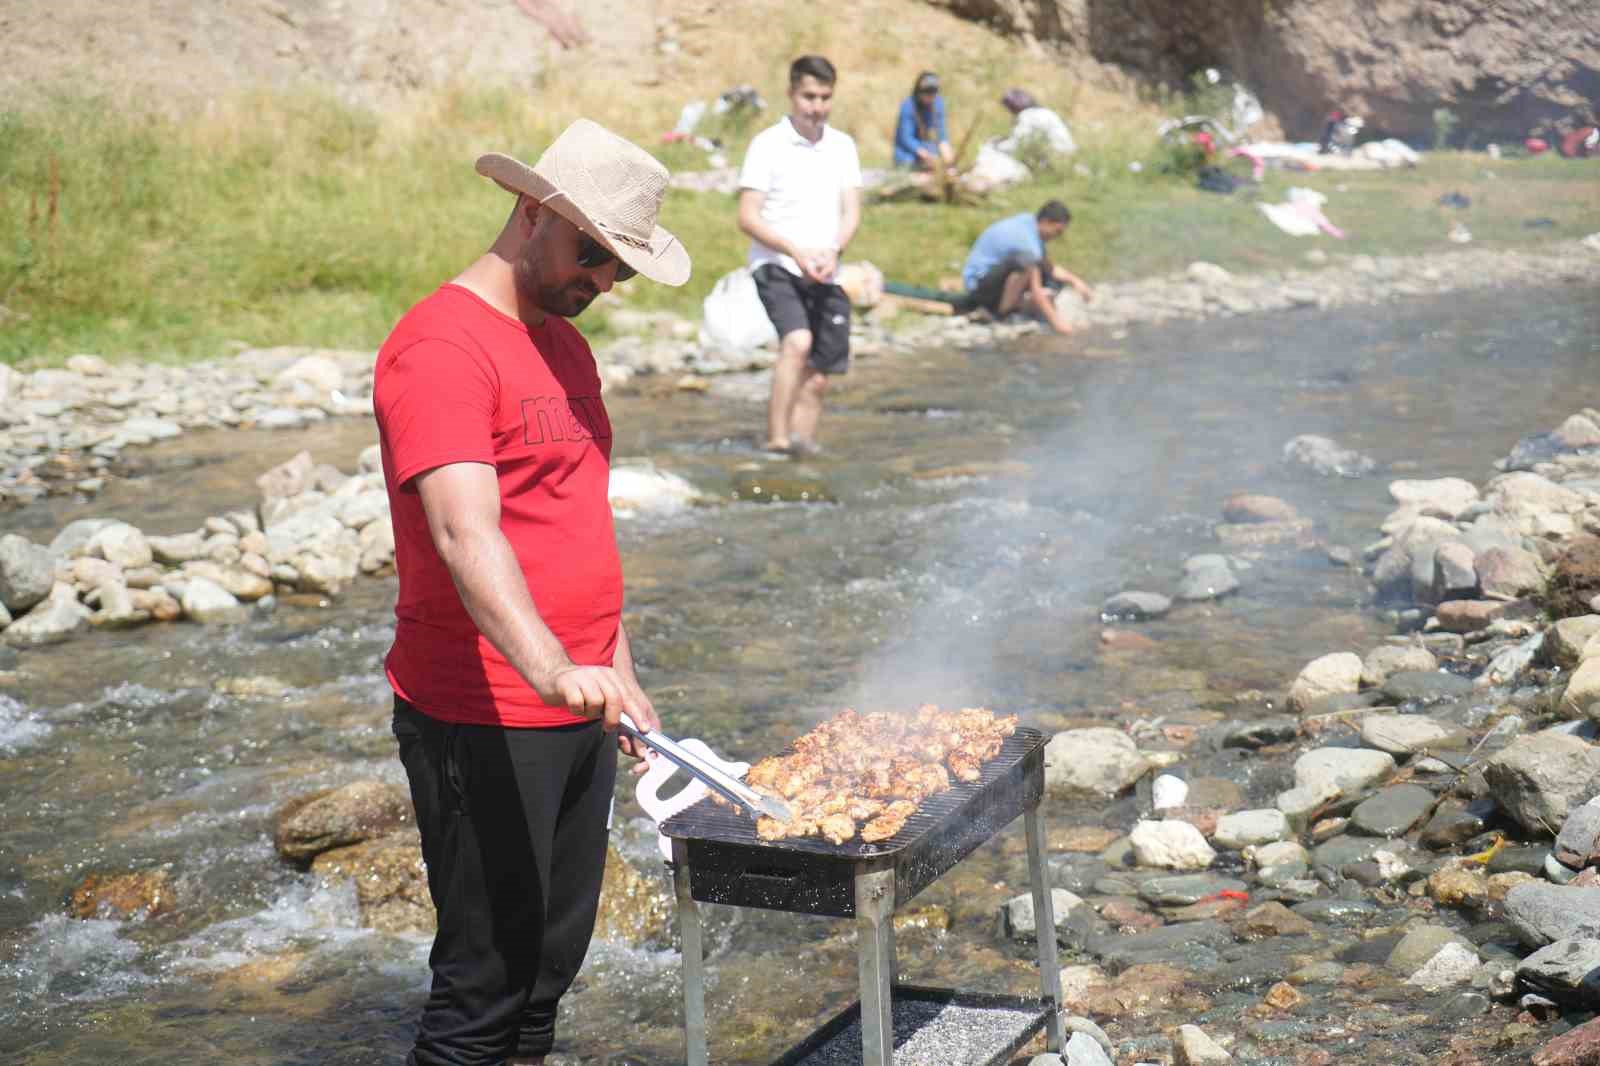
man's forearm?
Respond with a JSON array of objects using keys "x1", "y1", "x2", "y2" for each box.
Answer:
[{"x1": 436, "y1": 522, "x2": 573, "y2": 695}]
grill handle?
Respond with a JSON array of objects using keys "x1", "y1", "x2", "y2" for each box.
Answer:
[{"x1": 619, "y1": 714, "x2": 795, "y2": 823}]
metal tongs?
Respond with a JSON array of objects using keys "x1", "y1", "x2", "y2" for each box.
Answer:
[{"x1": 619, "y1": 713, "x2": 794, "y2": 823}]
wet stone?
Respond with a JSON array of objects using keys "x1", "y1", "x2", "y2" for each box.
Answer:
[
  {"x1": 1350, "y1": 783, "x2": 1439, "y2": 837},
  {"x1": 1381, "y1": 669, "x2": 1476, "y2": 704},
  {"x1": 1420, "y1": 799, "x2": 1497, "y2": 849},
  {"x1": 1090, "y1": 918, "x2": 1234, "y2": 972},
  {"x1": 1492, "y1": 844, "x2": 1555, "y2": 877},
  {"x1": 1138, "y1": 874, "x2": 1247, "y2": 907},
  {"x1": 1517, "y1": 937, "x2": 1600, "y2": 1004},
  {"x1": 1101, "y1": 591, "x2": 1170, "y2": 621},
  {"x1": 1312, "y1": 834, "x2": 1389, "y2": 869},
  {"x1": 1219, "y1": 716, "x2": 1300, "y2": 749},
  {"x1": 1048, "y1": 855, "x2": 1108, "y2": 895},
  {"x1": 1292, "y1": 898, "x2": 1382, "y2": 927}
]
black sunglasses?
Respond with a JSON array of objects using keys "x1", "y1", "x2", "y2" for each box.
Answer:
[{"x1": 576, "y1": 233, "x2": 637, "y2": 281}]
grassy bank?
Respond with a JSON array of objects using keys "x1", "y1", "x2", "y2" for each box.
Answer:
[{"x1": 2, "y1": 82, "x2": 1597, "y2": 365}]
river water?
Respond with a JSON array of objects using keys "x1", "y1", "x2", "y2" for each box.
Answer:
[{"x1": 1, "y1": 286, "x2": 1596, "y2": 1064}]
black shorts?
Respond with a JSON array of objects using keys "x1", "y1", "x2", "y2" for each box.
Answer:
[
  {"x1": 967, "y1": 252, "x2": 1058, "y2": 314},
  {"x1": 753, "y1": 263, "x2": 852, "y2": 374}
]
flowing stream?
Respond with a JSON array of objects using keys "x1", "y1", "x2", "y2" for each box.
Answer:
[{"x1": 1, "y1": 285, "x2": 1596, "y2": 1064}]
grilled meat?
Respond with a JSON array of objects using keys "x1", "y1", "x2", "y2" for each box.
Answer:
[{"x1": 739, "y1": 705, "x2": 1016, "y2": 845}]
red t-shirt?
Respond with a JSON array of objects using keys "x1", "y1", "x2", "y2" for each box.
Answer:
[{"x1": 373, "y1": 284, "x2": 622, "y2": 728}]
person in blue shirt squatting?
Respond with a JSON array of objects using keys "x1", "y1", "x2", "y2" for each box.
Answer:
[
  {"x1": 960, "y1": 200, "x2": 1094, "y2": 335},
  {"x1": 893, "y1": 71, "x2": 954, "y2": 170}
]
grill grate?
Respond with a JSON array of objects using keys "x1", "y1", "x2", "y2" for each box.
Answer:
[{"x1": 661, "y1": 727, "x2": 1047, "y2": 916}]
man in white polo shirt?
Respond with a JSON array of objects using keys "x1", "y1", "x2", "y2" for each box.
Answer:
[{"x1": 737, "y1": 54, "x2": 863, "y2": 457}]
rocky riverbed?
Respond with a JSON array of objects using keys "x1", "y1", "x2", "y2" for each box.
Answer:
[{"x1": 6, "y1": 247, "x2": 1600, "y2": 1065}]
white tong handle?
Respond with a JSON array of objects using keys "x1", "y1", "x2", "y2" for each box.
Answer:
[{"x1": 632, "y1": 731, "x2": 749, "y2": 862}]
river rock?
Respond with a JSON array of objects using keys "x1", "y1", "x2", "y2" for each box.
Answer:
[
  {"x1": 1388, "y1": 925, "x2": 1477, "y2": 974},
  {"x1": 311, "y1": 832, "x2": 432, "y2": 934},
  {"x1": 1350, "y1": 784, "x2": 1437, "y2": 837},
  {"x1": 1517, "y1": 937, "x2": 1600, "y2": 1005},
  {"x1": 1389, "y1": 477, "x2": 1480, "y2": 519},
  {"x1": 1380, "y1": 669, "x2": 1474, "y2": 705},
  {"x1": 1428, "y1": 864, "x2": 1489, "y2": 906},
  {"x1": 1555, "y1": 803, "x2": 1600, "y2": 870},
  {"x1": 1212, "y1": 810, "x2": 1290, "y2": 849},
  {"x1": 3, "y1": 584, "x2": 91, "y2": 646},
  {"x1": 1102, "y1": 591, "x2": 1171, "y2": 621},
  {"x1": 1359, "y1": 713, "x2": 1467, "y2": 755},
  {"x1": 1138, "y1": 874, "x2": 1246, "y2": 906},
  {"x1": 0, "y1": 534, "x2": 56, "y2": 612},
  {"x1": 1288, "y1": 652, "x2": 1362, "y2": 712},
  {"x1": 1294, "y1": 747, "x2": 1395, "y2": 795},
  {"x1": 358, "y1": 520, "x2": 396, "y2": 573},
  {"x1": 1552, "y1": 617, "x2": 1600, "y2": 669},
  {"x1": 1283, "y1": 435, "x2": 1375, "y2": 478},
  {"x1": 1001, "y1": 888, "x2": 1085, "y2": 941},
  {"x1": 86, "y1": 522, "x2": 153, "y2": 569},
  {"x1": 591, "y1": 844, "x2": 675, "y2": 949},
  {"x1": 272, "y1": 781, "x2": 414, "y2": 864},
  {"x1": 1221, "y1": 493, "x2": 1300, "y2": 524},
  {"x1": 1531, "y1": 1014, "x2": 1600, "y2": 1066},
  {"x1": 67, "y1": 867, "x2": 175, "y2": 920},
  {"x1": 1176, "y1": 554, "x2": 1238, "y2": 601},
  {"x1": 1237, "y1": 900, "x2": 1315, "y2": 938},
  {"x1": 1406, "y1": 942, "x2": 1481, "y2": 990},
  {"x1": 1174, "y1": 1023, "x2": 1232, "y2": 1065},
  {"x1": 1434, "y1": 599, "x2": 1511, "y2": 632},
  {"x1": 1477, "y1": 545, "x2": 1546, "y2": 601},
  {"x1": 257, "y1": 450, "x2": 317, "y2": 504},
  {"x1": 1505, "y1": 883, "x2": 1600, "y2": 948},
  {"x1": 180, "y1": 576, "x2": 246, "y2": 623},
  {"x1": 1045, "y1": 728, "x2": 1150, "y2": 797},
  {"x1": 1360, "y1": 641, "x2": 1438, "y2": 687},
  {"x1": 1487, "y1": 471, "x2": 1588, "y2": 535},
  {"x1": 1419, "y1": 799, "x2": 1497, "y2": 849},
  {"x1": 48, "y1": 518, "x2": 116, "y2": 559},
  {"x1": 1428, "y1": 540, "x2": 1480, "y2": 603},
  {"x1": 609, "y1": 465, "x2": 702, "y2": 516},
  {"x1": 1562, "y1": 659, "x2": 1600, "y2": 719},
  {"x1": 1130, "y1": 820, "x2": 1216, "y2": 870},
  {"x1": 1482, "y1": 733, "x2": 1600, "y2": 837}
]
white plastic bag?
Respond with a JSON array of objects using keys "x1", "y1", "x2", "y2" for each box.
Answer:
[
  {"x1": 970, "y1": 143, "x2": 1032, "y2": 187},
  {"x1": 698, "y1": 266, "x2": 778, "y2": 352}
]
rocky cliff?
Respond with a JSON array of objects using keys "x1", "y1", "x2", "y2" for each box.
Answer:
[{"x1": 926, "y1": 0, "x2": 1600, "y2": 143}]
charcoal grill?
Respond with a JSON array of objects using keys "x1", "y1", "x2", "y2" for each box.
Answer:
[{"x1": 660, "y1": 726, "x2": 1065, "y2": 1066}]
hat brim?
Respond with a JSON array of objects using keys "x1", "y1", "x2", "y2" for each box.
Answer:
[{"x1": 475, "y1": 152, "x2": 692, "y2": 288}]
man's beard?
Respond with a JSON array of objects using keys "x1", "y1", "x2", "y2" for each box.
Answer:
[
  {"x1": 516, "y1": 256, "x2": 597, "y2": 318},
  {"x1": 538, "y1": 281, "x2": 598, "y2": 318}
]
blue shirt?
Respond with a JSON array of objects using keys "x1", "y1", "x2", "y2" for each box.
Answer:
[
  {"x1": 962, "y1": 212, "x2": 1044, "y2": 291},
  {"x1": 893, "y1": 95, "x2": 947, "y2": 167}
]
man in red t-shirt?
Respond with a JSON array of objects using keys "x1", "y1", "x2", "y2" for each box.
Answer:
[{"x1": 373, "y1": 119, "x2": 690, "y2": 1066}]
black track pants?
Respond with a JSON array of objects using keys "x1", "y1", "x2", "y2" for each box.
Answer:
[{"x1": 393, "y1": 697, "x2": 617, "y2": 1065}]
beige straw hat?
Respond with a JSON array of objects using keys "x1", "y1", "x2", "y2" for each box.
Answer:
[{"x1": 476, "y1": 119, "x2": 691, "y2": 287}]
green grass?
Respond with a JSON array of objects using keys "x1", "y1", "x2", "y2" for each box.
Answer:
[{"x1": 2, "y1": 88, "x2": 1596, "y2": 365}]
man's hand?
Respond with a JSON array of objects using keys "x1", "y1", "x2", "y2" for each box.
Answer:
[
  {"x1": 1072, "y1": 280, "x2": 1094, "y2": 304},
  {"x1": 798, "y1": 247, "x2": 838, "y2": 283},
  {"x1": 543, "y1": 663, "x2": 659, "y2": 736}
]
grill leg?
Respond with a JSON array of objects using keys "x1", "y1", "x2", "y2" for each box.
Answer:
[
  {"x1": 1025, "y1": 806, "x2": 1065, "y2": 1052},
  {"x1": 855, "y1": 867, "x2": 897, "y2": 1066},
  {"x1": 671, "y1": 841, "x2": 708, "y2": 1066}
]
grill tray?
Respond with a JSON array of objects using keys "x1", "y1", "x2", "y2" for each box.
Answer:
[
  {"x1": 770, "y1": 984, "x2": 1052, "y2": 1066},
  {"x1": 660, "y1": 727, "x2": 1046, "y2": 917}
]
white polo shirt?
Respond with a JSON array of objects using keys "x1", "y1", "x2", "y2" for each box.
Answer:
[{"x1": 738, "y1": 116, "x2": 862, "y2": 277}]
